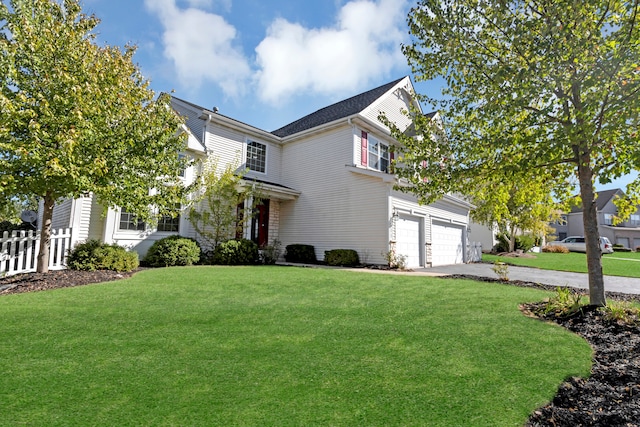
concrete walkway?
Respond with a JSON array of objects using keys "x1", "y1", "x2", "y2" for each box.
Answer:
[{"x1": 421, "y1": 263, "x2": 640, "y2": 295}]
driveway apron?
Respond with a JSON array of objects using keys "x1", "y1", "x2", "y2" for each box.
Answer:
[{"x1": 422, "y1": 263, "x2": 640, "y2": 295}]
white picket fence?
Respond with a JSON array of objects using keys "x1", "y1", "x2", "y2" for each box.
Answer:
[
  {"x1": 0, "y1": 228, "x2": 72, "y2": 277},
  {"x1": 467, "y1": 242, "x2": 483, "y2": 263}
]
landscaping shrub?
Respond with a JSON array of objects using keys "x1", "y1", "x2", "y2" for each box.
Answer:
[
  {"x1": 143, "y1": 235, "x2": 201, "y2": 267},
  {"x1": 494, "y1": 232, "x2": 536, "y2": 253},
  {"x1": 95, "y1": 245, "x2": 139, "y2": 272},
  {"x1": 212, "y1": 239, "x2": 259, "y2": 265},
  {"x1": 67, "y1": 239, "x2": 139, "y2": 272},
  {"x1": 284, "y1": 244, "x2": 317, "y2": 264},
  {"x1": 324, "y1": 249, "x2": 360, "y2": 266},
  {"x1": 0, "y1": 220, "x2": 33, "y2": 234},
  {"x1": 542, "y1": 244, "x2": 570, "y2": 253},
  {"x1": 613, "y1": 244, "x2": 632, "y2": 252},
  {"x1": 260, "y1": 240, "x2": 282, "y2": 265}
]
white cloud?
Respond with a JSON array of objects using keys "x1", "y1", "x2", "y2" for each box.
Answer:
[
  {"x1": 144, "y1": 0, "x2": 250, "y2": 97},
  {"x1": 254, "y1": 0, "x2": 409, "y2": 104}
]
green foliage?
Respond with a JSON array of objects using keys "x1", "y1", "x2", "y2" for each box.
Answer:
[
  {"x1": 599, "y1": 301, "x2": 640, "y2": 326},
  {"x1": 0, "y1": 220, "x2": 33, "y2": 234},
  {"x1": 385, "y1": 0, "x2": 640, "y2": 306},
  {"x1": 188, "y1": 158, "x2": 262, "y2": 251},
  {"x1": 494, "y1": 233, "x2": 536, "y2": 253},
  {"x1": 260, "y1": 239, "x2": 282, "y2": 265},
  {"x1": 383, "y1": 248, "x2": 408, "y2": 270},
  {"x1": 0, "y1": 195, "x2": 38, "y2": 224},
  {"x1": 492, "y1": 261, "x2": 509, "y2": 281},
  {"x1": 143, "y1": 235, "x2": 201, "y2": 268},
  {"x1": 284, "y1": 244, "x2": 317, "y2": 264},
  {"x1": 543, "y1": 287, "x2": 586, "y2": 318},
  {"x1": 0, "y1": 0, "x2": 189, "y2": 272},
  {"x1": 324, "y1": 249, "x2": 360, "y2": 267},
  {"x1": 211, "y1": 239, "x2": 258, "y2": 265},
  {"x1": 67, "y1": 239, "x2": 138, "y2": 272}
]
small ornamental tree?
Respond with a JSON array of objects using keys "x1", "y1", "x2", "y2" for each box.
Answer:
[
  {"x1": 386, "y1": 0, "x2": 640, "y2": 306},
  {"x1": 0, "y1": 0, "x2": 189, "y2": 273},
  {"x1": 188, "y1": 158, "x2": 263, "y2": 253}
]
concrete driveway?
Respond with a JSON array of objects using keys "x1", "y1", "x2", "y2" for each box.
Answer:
[{"x1": 422, "y1": 263, "x2": 640, "y2": 295}]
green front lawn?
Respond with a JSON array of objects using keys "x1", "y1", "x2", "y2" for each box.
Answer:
[
  {"x1": 484, "y1": 251, "x2": 640, "y2": 278},
  {"x1": 0, "y1": 266, "x2": 591, "y2": 426}
]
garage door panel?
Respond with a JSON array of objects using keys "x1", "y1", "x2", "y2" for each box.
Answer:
[
  {"x1": 431, "y1": 222, "x2": 464, "y2": 266},
  {"x1": 396, "y1": 216, "x2": 422, "y2": 267}
]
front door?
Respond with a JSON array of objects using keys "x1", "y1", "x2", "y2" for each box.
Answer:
[{"x1": 251, "y1": 200, "x2": 270, "y2": 248}]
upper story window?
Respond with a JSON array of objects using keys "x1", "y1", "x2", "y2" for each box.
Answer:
[
  {"x1": 119, "y1": 210, "x2": 145, "y2": 231},
  {"x1": 246, "y1": 141, "x2": 266, "y2": 173},
  {"x1": 604, "y1": 213, "x2": 614, "y2": 225},
  {"x1": 630, "y1": 214, "x2": 640, "y2": 226},
  {"x1": 367, "y1": 135, "x2": 389, "y2": 173}
]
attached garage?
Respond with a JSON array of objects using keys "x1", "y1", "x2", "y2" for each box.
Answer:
[
  {"x1": 395, "y1": 215, "x2": 423, "y2": 267},
  {"x1": 431, "y1": 221, "x2": 465, "y2": 266}
]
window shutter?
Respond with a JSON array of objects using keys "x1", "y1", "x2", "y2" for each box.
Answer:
[
  {"x1": 421, "y1": 160, "x2": 428, "y2": 182},
  {"x1": 361, "y1": 131, "x2": 368, "y2": 166}
]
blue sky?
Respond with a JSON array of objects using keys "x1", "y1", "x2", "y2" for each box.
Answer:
[
  {"x1": 82, "y1": 0, "x2": 423, "y2": 131},
  {"x1": 81, "y1": 0, "x2": 635, "y2": 191}
]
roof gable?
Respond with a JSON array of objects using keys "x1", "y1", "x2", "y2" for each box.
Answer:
[
  {"x1": 569, "y1": 188, "x2": 624, "y2": 213},
  {"x1": 271, "y1": 77, "x2": 407, "y2": 138}
]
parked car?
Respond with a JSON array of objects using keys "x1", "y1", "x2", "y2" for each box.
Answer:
[{"x1": 549, "y1": 236, "x2": 614, "y2": 254}]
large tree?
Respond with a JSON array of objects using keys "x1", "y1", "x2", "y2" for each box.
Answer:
[
  {"x1": 0, "y1": 0, "x2": 188, "y2": 272},
  {"x1": 389, "y1": 0, "x2": 640, "y2": 306}
]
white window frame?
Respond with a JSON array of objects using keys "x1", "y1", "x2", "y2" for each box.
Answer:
[
  {"x1": 246, "y1": 140, "x2": 267, "y2": 174},
  {"x1": 630, "y1": 214, "x2": 640, "y2": 226},
  {"x1": 118, "y1": 210, "x2": 146, "y2": 232},
  {"x1": 367, "y1": 135, "x2": 390, "y2": 173},
  {"x1": 604, "y1": 213, "x2": 614, "y2": 225}
]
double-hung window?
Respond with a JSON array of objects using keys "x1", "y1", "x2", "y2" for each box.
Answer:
[
  {"x1": 630, "y1": 214, "x2": 640, "y2": 226},
  {"x1": 246, "y1": 141, "x2": 266, "y2": 173},
  {"x1": 157, "y1": 213, "x2": 180, "y2": 232},
  {"x1": 119, "y1": 210, "x2": 145, "y2": 231},
  {"x1": 367, "y1": 135, "x2": 389, "y2": 173}
]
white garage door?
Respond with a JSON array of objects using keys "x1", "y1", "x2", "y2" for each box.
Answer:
[
  {"x1": 396, "y1": 216, "x2": 422, "y2": 267},
  {"x1": 431, "y1": 222, "x2": 464, "y2": 266}
]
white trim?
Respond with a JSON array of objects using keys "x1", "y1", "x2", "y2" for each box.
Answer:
[{"x1": 244, "y1": 138, "x2": 268, "y2": 175}]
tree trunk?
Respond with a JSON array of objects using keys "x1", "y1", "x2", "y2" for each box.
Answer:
[
  {"x1": 578, "y1": 165, "x2": 606, "y2": 306},
  {"x1": 509, "y1": 223, "x2": 516, "y2": 252},
  {"x1": 36, "y1": 194, "x2": 54, "y2": 273}
]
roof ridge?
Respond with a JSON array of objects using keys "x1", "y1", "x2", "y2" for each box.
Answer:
[{"x1": 271, "y1": 76, "x2": 407, "y2": 138}]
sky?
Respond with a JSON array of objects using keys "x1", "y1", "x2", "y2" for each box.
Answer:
[{"x1": 80, "y1": 0, "x2": 635, "y2": 191}]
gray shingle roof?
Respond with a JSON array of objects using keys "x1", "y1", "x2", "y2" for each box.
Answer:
[
  {"x1": 271, "y1": 77, "x2": 406, "y2": 138},
  {"x1": 569, "y1": 188, "x2": 623, "y2": 213}
]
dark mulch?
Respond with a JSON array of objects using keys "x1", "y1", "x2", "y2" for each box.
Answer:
[
  {"x1": 0, "y1": 269, "x2": 138, "y2": 295},
  {"x1": 2, "y1": 269, "x2": 640, "y2": 425}
]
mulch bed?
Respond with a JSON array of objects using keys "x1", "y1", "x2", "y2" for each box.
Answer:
[
  {"x1": 2, "y1": 269, "x2": 640, "y2": 425},
  {"x1": 0, "y1": 269, "x2": 138, "y2": 295}
]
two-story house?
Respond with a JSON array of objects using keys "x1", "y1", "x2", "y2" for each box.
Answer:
[
  {"x1": 551, "y1": 188, "x2": 640, "y2": 249},
  {"x1": 48, "y1": 77, "x2": 473, "y2": 267}
]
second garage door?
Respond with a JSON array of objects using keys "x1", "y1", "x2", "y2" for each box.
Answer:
[{"x1": 431, "y1": 222, "x2": 464, "y2": 266}]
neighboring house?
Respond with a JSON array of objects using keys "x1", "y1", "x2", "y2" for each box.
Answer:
[
  {"x1": 48, "y1": 76, "x2": 474, "y2": 267},
  {"x1": 467, "y1": 220, "x2": 498, "y2": 252},
  {"x1": 550, "y1": 188, "x2": 640, "y2": 249}
]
